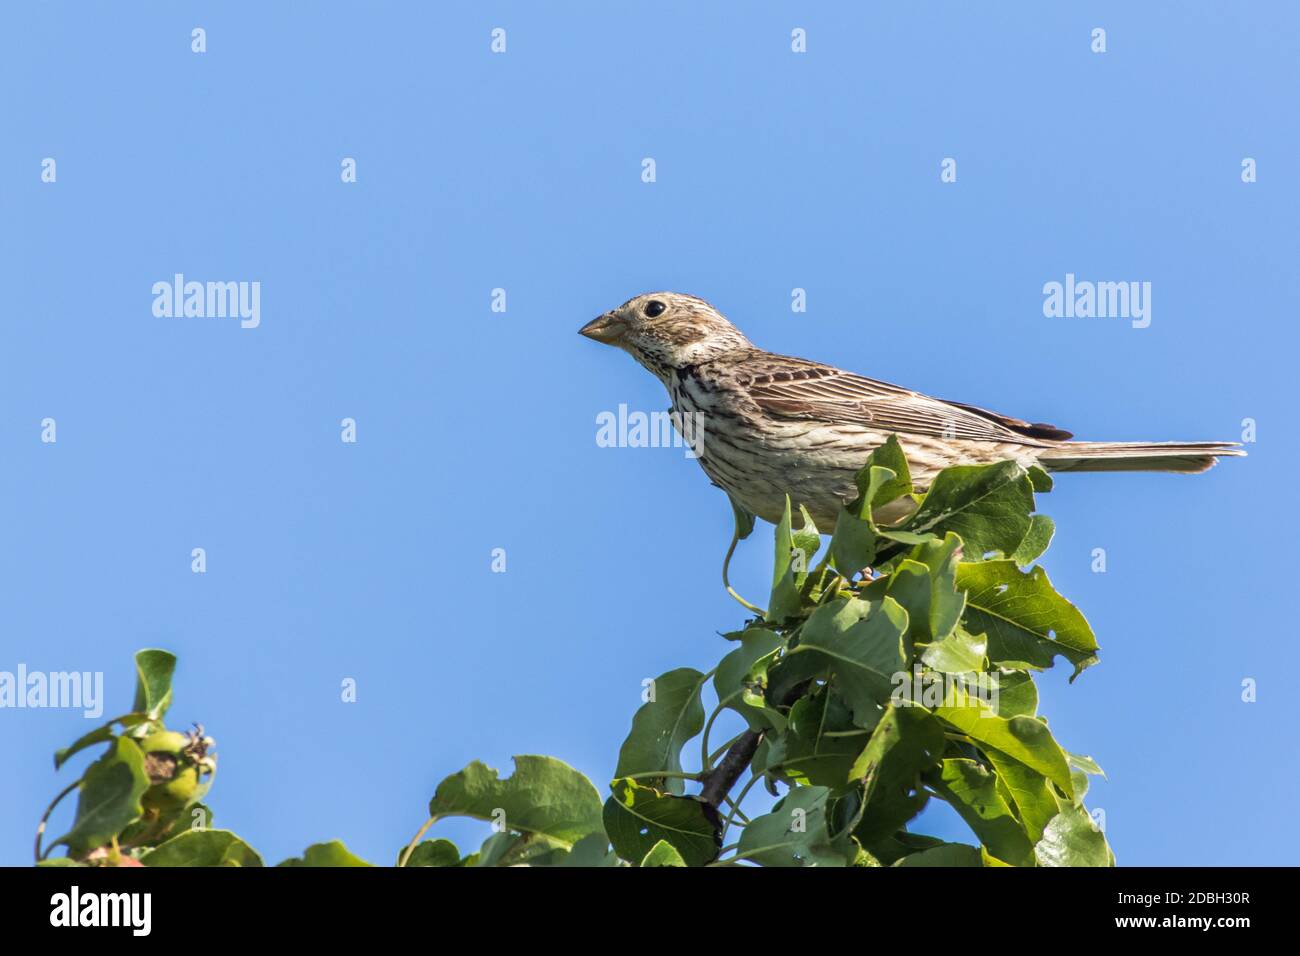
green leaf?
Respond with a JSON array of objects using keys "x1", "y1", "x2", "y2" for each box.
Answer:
[
  {"x1": 922, "y1": 628, "x2": 987, "y2": 674},
  {"x1": 894, "y1": 843, "x2": 982, "y2": 867},
  {"x1": 853, "y1": 435, "x2": 914, "y2": 510},
  {"x1": 860, "y1": 830, "x2": 947, "y2": 866},
  {"x1": 131, "y1": 649, "x2": 177, "y2": 721},
  {"x1": 470, "y1": 832, "x2": 521, "y2": 867},
  {"x1": 1068, "y1": 765, "x2": 1091, "y2": 805},
  {"x1": 119, "y1": 801, "x2": 214, "y2": 850},
  {"x1": 557, "y1": 832, "x2": 619, "y2": 867},
  {"x1": 798, "y1": 560, "x2": 841, "y2": 606},
  {"x1": 714, "y1": 629, "x2": 785, "y2": 731},
  {"x1": 1026, "y1": 465, "x2": 1053, "y2": 493},
  {"x1": 278, "y1": 840, "x2": 373, "y2": 867},
  {"x1": 603, "y1": 778, "x2": 719, "y2": 867},
  {"x1": 1011, "y1": 514, "x2": 1055, "y2": 566},
  {"x1": 887, "y1": 532, "x2": 967, "y2": 648},
  {"x1": 792, "y1": 505, "x2": 822, "y2": 570},
  {"x1": 1034, "y1": 804, "x2": 1111, "y2": 867},
  {"x1": 141, "y1": 829, "x2": 263, "y2": 867},
  {"x1": 614, "y1": 668, "x2": 707, "y2": 795},
  {"x1": 640, "y1": 840, "x2": 687, "y2": 867},
  {"x1": 768, "y1": 497, "x2": 804, "y2": 623},
  {"x1": 428, "y1": 756, "x2": 603, "y2": 846},
  {"x1": 764, "y1": 689, "x2": 865, "y2": 788},
  {"x1": 849, "y1": 704, "x2": 946, "y2": 844},
  {"x1": 772, "y1": 596, "x2": 909, "y2": 727},
  {"x1": 830, "y1": 506, "x2": 878, "y2": 578},
  {"x1": 957, "y1": 560, "x2": 1099, "y2": 679},
  {"x1": 736, "y1": 786, "x2": 847, "y2": 867},
  {"x1": 906, "y1": 461, "x2": 1035, "y2": 558},
  {"x1": 883, "y1": 561, "x2": 928, "y2": 657},
  {"x1": 400, "y1": 839, "x2": 461, "y2": 867},
  {"x1": 830, "y1": 437, "x2": 922, "y2": 578},
  {"x1": 728, "y1": 494, "x2": 755, "y2": 541},
  {"x1": 932, "y1": 698, "x2": 1073, "y2": 796},
  {"x1": 1065, "y1": 751, "x2": 1105, "y2": 807},
  {"x1": 53, "y1": 713, "x2": 151, "y2": 770},
  {"x1": 910, "y1": 533, "x2": 967, "y2": 639},
  {"x1": 925, "y1": 758, "x2": 1034, "y2": 867},
  {"x1": 474, "y1": 833, "x2": 570, "y2": 867},
  {"x1": 852, "y1": 468, "x2": 894, "y2": 520},
  {"x1": 1068, "y1": 751, "x2": 1106, "y2": 777},
  {"x1": 50, "y1": 737, "x2": 150, "y2": 856},
  {"x1": 850, "y1": 704, "x2": 946, "y2": 786},
  {"x1": 983, "y1": 746, "x2": 1060, "y2": 843},
  {"x1": 988, "y1": 669, "x2": 1038, "y2": 718}
]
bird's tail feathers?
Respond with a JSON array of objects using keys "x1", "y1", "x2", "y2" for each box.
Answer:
[{"x1": 1038, "y1": 440, "x2": 1245, "y2": 475}]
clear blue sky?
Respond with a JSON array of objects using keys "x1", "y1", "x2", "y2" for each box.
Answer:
[{"x1": 2, "y1": 2, "x2": 1296, "y2": 866}]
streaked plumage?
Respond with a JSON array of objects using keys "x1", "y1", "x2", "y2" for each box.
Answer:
[{"x1": 580, "y1": 292, "x2": 1243, "y2": 529}]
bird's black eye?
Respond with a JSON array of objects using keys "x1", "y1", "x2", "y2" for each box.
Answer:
[{"x1": 644, "y1": 300, "x2": 667, "y2": 318}]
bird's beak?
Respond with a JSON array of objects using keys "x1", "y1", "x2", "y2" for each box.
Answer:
[{"x1": 579, "y1": 312, "x2": 626, "y2": 345}]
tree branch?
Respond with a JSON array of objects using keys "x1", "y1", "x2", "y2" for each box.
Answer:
[
  {"x1": 698, "y1": 729, "x2": 762, "y2": 808},
  {"x1": 697, "y1": 680, "x2": 809, "y2": 810}
]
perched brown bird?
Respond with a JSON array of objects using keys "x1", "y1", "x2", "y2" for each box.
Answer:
[{"x1": 580, "y1": 292, "x2": 1244, "y2": 529}]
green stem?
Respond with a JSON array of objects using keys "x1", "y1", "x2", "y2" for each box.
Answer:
[
  {"x1": 624, "y1": 770, "x2": 702, "y2": 782},
  {"x1": 34, "y1": 780, "x2": 79, "y2": 863},
  {"x1": 700, "y1": 698, "x2": 733, "y2": 773},
  {"x1": 397, "y1": 815, "x2": 439, "y2": 868},
  {"x1": 723, "y1": 529, "x2": 765, "y2": 616},
  {"x1": 719, "y1": 773, "x2": 762, "y2": 842},
  {"x1": 720, "y1": 794, "x2": 750, "y2": 826}
]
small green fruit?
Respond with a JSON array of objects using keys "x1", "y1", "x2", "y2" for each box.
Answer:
[
  {"x1": 139, "y1": 727, "x2": 211, "y2": 812},
  {"x1": 147, "y1": 765, "x2": 201, "y2": 810},
  {"x1": 140, "y1": 730, "x2": 189, "y2": 755}
]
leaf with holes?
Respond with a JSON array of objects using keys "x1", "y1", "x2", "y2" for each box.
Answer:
[
  {"x1": 603, "y1": 778, "x2": 719, "y2": 867},
  {"x1": 849, "y1": 704, "x2": 946, "y2": 845},
  {"x1": 736, "y1": 786, "x2": 848, "y2": 867},
  {"x1": 957, "y1": 560, "x2": 1098, "y2": 679}
]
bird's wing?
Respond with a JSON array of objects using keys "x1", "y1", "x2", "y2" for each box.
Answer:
[{"x1": 740, "y1": 356, "x2": 1072, "y2": 444}]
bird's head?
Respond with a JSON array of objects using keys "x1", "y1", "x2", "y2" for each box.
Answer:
[{"x1": 580, "y1": 292, "x2": 751, "y2": 379}]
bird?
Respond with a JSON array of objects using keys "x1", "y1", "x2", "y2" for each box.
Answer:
[{"x1": 579, "y1": 292, "x2": 1243, "y2": 530}]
